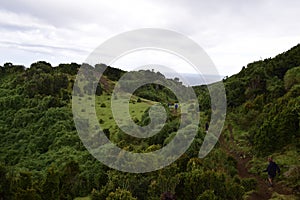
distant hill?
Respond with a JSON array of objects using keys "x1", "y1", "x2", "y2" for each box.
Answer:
[{"x1": 164, "y1": 73, "x2": 223, "y2": 86}]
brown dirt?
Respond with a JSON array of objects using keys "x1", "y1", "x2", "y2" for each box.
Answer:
[{"x1": 220, "y1": 135, "x2": 294, "y2": 200}]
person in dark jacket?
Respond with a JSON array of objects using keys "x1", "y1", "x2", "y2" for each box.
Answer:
[
  {"x1": 205, "y1": 122, "x2": 209, "y2": 133},
  {"x1": 263, "y1": 157, "x2": 280, "y2": 187}
]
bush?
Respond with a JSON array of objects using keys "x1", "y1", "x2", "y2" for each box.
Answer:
[
  {"x1": 284, "y1": 66, "x2": 300, "y2": 90},
  {"x1": 106, "y1": 188, "x2": 137, "y2": 200},
  {"x1": 91, "y1": 188, "x2": 104, "y2": 200},
  {"x1": 197, "y1": 190, "x2": 218, "y2": 200},
  {"x1": 100, "y1": 103, "x2": 106, "y2": 108},
  {"x1": 241, "y1": 178, "x2": 257, "y2": 192}
]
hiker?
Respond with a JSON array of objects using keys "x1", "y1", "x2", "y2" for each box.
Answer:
[
  {"x1": 174, "y1": 103, "x2": 178, "y2": 110},
  {"x1": 263, "y1": 157, "x2": 280, "y2": 187},
  {"x1": 205, "y1": 122, "x2": 209, "y2": 133}
]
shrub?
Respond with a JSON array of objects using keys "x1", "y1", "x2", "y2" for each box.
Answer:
[
  {"x1": 197, "y1": 190, "x2": 217, "y2": 200},
  {"x1": 241, "y1": 178, "x2": 257, "y2": 192},
  {"x1": 284, "y1": 66, "x2": 300, "y2": 90},
  {"x1": 100, "y1": 103, "x2": 106, "y2": 107},
  {"x1": 106, "y1": 188, "x2": 137, "y2": 200}
]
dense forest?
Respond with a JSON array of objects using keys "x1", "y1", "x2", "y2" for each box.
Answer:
[{"x1": 0, "y1": 44, "x2": 299, "y2": 199}]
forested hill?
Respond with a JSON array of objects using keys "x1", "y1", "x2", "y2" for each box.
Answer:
[
  {"x1": 218, "y1": 44, "x2": 300, "y2": 198},
  {"x1": 225, "y1": 44, "x2": 300, "y2": 108},
  {"x1": 0, "y1": 44, "x2": 299, "y2": 199},
  {"x1": 222, "y1": 44, "x2": 300, "y2": 155}
]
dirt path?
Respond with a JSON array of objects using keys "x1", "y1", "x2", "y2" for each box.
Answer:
[{"x1": 219, "y1": 135, "x2": 293, "y2": 200}]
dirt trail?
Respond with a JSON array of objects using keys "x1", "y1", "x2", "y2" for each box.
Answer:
[{"x1": 219, "y1": 135, "x2": 293, "y2": 200}]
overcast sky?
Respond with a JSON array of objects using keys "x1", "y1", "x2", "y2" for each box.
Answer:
[{"x1": 1, "y1": 0, "x2": 300, "y2": 76}]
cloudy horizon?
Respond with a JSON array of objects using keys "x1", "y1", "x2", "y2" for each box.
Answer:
[{"x1": 1, "y1": 0, "x2": 300, "y2": 77}]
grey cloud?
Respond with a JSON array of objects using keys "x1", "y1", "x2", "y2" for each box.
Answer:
[
  {"x1": 0, "y1": 40, "x2": 89, "y2": 55},
  {"x1": 0, "y1": 23, "x2": 34, "y2": 32},
  {"x1": 0, "y1": 1, "x2": 80, "y2": 27},
  {"x1": 0, "y1": 0, "x2": 128, "y2": 29},
  {"x1": 1, "y1": 0, "x2": 300, "y2": 75}
]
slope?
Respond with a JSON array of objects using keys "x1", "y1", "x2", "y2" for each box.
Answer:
[{"x1": 220, "y1": 44, "x2": 300, "y2": 198}]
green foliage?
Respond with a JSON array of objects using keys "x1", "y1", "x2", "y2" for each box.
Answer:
[
  {"x1": 59, "y1": 160, "x2": 81, "y2": 199},
  {"x1": 24, "y1": 71, "x2": 69, "y2": 98},
  {"x1": 223, "y1": 44, "x2": 300, "y2": 160},
  {"x1": 253, "y1": 97, "x2": 299, "y2": 155},
  {"x1": 175, "y1": 169, "x2": 245, "y2": 200},
  {"x1": 284, "y1": 66, "x2": 300, "y2": 90},
  {"x1": 1, "y1": 45, "x2": 300, "y2": 200},
  {"x1": 220, "y1": 44, "x2": 300, "y2": 194},
  {"x1": 196, "y1": 190, "x2": 218, "y2": 200},
  {"x1": 106, "y1": 188, "x2": 137, "y2": 200},
  {"x1": 193, "y1": 85, "x2": 210, "y2": 112},
  {"x1": 3, "y1": 62, "x2": 25, "y2": 74},
  {"x1": 13, "y1": 171, "x2": 41, "y2": 200},
  {"x1": 96, "y1": 64, "x2": 125, "y2": 81},
  {"x1": 0, "y1": 164, "x2": 11, "y2": 198},
  {"x1": 224, "y1": 44, "x2": 300, "y2": 107},
  {"x1": 0, "y1": 58, "x2": 247, "y2": 200},
  {"x1": 42, "y1": 165, "x2": 60, "y2": 200},
  {"x1": 100, "y1": 170, "x2": 151, "y2": 199},
  {"x1": 225, "y1": 77, "x2": 247, "y2": 107},
  {"x1": 91, "y1": 188, "x2": 103, "y2": 200},
  {"x1": 116, "y1": 70, "x2": 189, "y2": 103},
  {"x1": 30, "y1": 61, "x2": 52, "y2": 73},
  {"x1": 266, "y1": 76, "x2": 285, "y2": 100},
  {"x1": 56, "y1": 63, "x2": 80, "y2": 75},
  {"x1": 241, "y1": 178, "x2": 257, "y2": 192},
  {"x1": 148, "y1": 164, "x2": 180, "y2": 199}
]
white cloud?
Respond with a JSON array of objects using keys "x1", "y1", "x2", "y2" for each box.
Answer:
[{"x1": 0, "y1": 0, "x2": 300, "y2": 75}]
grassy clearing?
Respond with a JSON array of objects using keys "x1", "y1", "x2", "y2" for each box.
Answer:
[{"x1": 95, "y1": 93, "x2": 156, "y2": 131}]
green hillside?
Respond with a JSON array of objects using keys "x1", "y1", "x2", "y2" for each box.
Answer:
[
  {"x1": 0, "y1": 44, "x2": 299, "y2": 199},
  {"x1": 219, "y1": 44, "x2": 300, "y2": 199},
  {"x1": 223, "y1": 44, "x2": 300, "y2": 154}
]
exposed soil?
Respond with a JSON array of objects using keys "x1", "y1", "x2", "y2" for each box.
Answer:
[{"x1": 220, "y1": 135, "x2": 294, "y2": 200}]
